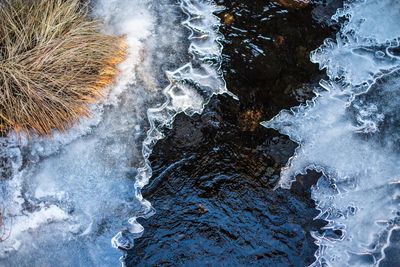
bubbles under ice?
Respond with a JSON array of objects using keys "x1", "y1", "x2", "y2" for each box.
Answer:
[{"x1": 263, "y1": 0, "x2": 400, "y2": 266}]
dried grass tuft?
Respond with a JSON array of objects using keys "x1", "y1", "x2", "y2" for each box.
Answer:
[{"x1": 0, "y1": 0, "x2": 127, "y2": 135}]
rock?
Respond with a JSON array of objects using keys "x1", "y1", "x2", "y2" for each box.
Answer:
[
  {"x1": 223, "y1": 13, "x2": 235, "y2": 25},
  {"x1": 274, "y1": 35, "x2": 285, "y2": 47},
  {"x1": 238, "y1": 109, "x2": 263, "y2": 131},
  {"x1": 274, "y1": 0, "x2": 309, "y2": 9}
]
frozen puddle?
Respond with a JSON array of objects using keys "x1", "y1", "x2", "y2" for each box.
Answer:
[
  {"x1": 0, "y1": 0, "x2": 226, "y2": 266},
  {"x1": 263, "y1": 0, "x2": 400, "y2": 266}
]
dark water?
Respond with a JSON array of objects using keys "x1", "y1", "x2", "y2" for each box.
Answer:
[{"x1": 127, "y1": 1, "x2": 340, "y2": 266}]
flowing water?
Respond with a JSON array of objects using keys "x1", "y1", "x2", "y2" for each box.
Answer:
[
  {"x1": 1, "y1": 0, "x2": 400, "y2": 266},
  {"x1": 125, "y1": 0, "x2": 335, "y2": 265}
]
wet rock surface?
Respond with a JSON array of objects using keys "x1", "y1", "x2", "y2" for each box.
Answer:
[
  {"x1": 273, "y1": 0, "x2": 310, "y2": 9},
  {"x1": 126, "y1": 1, "x2": 339, "y2": 266}
]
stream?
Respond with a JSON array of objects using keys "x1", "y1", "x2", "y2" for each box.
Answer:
[{"x1": 1, "y1": 0, "x2": 400, "y2": 266}]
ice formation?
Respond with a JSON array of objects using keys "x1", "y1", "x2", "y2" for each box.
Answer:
[
  {"x1": 0, "y1": 0, "x2": 226, "y2": 266},
  {"x1": 263, "y1": 0, "x2": 400, "y2": 266}
]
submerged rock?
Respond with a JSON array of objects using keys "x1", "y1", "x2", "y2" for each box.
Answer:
[
  {"x1": 274, "y1": 0, "x2": 309, "y2": 9},
  {"x1": 222, "y1": 13, "x2": 235, "y2": 25},
  {"x1": 238, "y1": 109, "x2": 264, "y2": 131}
]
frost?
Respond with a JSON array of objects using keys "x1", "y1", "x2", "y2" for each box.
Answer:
[
  {"x1": 263, "y1": 0, "x2": 400, "y2": 266},
  {"x1": 0, "y1": 0, "x2": 226, "y2": 266}
]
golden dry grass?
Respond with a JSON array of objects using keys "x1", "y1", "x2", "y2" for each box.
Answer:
[{"x1": 0, "y1": 0, "x2": 127, "y2": 135}]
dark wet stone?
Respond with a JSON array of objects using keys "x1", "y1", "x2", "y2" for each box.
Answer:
[
  {"x1": 216, "y1": 0, "x2": 336, "y2": 120},
  {"x1": 126, "y1": 0, "x2": 339, "y2": 266},
  {"x1": 273, "y1": 0, "x2": 309, "y2": 9}
]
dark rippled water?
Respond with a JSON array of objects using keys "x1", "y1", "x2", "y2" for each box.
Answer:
[{"x1": 127, "y1": 1, "x2": 341, "y2": 265}]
